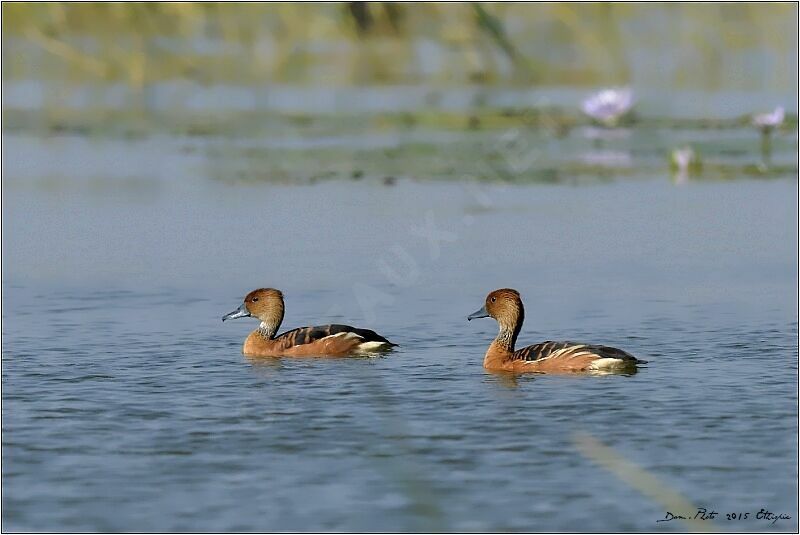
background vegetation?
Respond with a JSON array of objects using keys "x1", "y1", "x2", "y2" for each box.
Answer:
[
  {"x1": 3, "y1": 3, "x2": 796, "y2": 90},
  {"x1": 2, "y1": 3, "x2": 796, "y2": 184}
]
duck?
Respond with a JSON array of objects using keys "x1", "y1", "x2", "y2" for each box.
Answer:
[
  {"x1": 223, "y1": 288, "x2": 395, "y2": 357},
  {"x1": 468, "y1": 288, "x2": 644, "y2": 373}
]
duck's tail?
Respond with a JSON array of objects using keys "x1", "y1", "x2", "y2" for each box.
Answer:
[{"x1": 588, "y1": 356, "x2": 646, "y2": 371}]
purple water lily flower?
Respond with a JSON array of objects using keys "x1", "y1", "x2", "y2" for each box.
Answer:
[
  {"x1": 752, "y1": 106, "x2": 784, "y2": 131},
  {"x1": 582, "y1": 87, "x2": 634, "y2": 126}
]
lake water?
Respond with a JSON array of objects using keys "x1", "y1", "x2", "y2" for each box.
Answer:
[{"x1": 2, "y1": 105, "x2": 798, "y2": 531}]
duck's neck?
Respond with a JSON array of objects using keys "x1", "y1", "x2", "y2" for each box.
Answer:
[
  {"x1": 494, "y1": 327, "x2": 517, "y2": 351},
  {"x1": 484, "y1": 314, "x2": 523, "y2": 370},
  {"x1": 255, "y1": 314, "x2": 283, "y2": 340},
  {"x1": 492, "y1": 305, "x2": 524, "y2": 352}
]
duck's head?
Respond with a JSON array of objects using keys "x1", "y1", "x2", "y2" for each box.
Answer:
[
  {"x1": 222, "y1": 288, "x2": 285, "y2": 327},
  {"x1": 468, "y1": 288, "x2": 524, "y2": 328}
]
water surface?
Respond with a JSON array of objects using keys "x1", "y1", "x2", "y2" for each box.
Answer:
[{"x1": 2, "y1": 114, "x2": 798, "y2": 531}]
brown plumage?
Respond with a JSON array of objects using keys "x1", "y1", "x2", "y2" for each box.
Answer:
[
  {"x1": 223, "y1": 288, "x2": 395, "y2": 357},
  {"x1": 468, "y1": 288, "x2": 645, "y2": 373}
]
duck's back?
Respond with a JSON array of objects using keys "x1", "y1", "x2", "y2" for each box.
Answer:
[
  {"x1": 513, "y1": 341, "x2": 646, "y2": 364},
  {"x1": 275, "y1": 324, "x2": 394, "y2": 350}
]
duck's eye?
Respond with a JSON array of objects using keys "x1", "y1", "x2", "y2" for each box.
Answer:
[
  {"x1": 252, "y1": 297, "x2": 259, "y2": 302},
  {"x1": 491, "y1": 297, "x2": 496, "y2": 303}
]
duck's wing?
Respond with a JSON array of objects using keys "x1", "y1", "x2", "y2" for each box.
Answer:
[
  {"x1": 513, "y1": 341, "x2": 644, "y2": 363},
  {"x1": 274, "y1": 324, "x2": 395, "y2": 349},
  {"x1": 513, "y1": 341, "x2": 581, "y2": 361}
]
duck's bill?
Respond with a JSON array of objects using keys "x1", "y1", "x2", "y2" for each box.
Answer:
[
  {"x1": 467, "y1": 305, "x2": 489, "y2": 321},
  {"x1": 222, "y1": 303, "x2": 250, "y2": 322}
]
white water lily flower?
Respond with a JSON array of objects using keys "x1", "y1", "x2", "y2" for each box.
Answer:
[
  {"x1": 670, "y1": 147, "x2": 695, "y2": 172},
  {"x1": 752, "y1": 106, "x2": 784, "y2": 130},
  {"x1": 582, "y1": 87, "x2": 634, "y2": 126},
  {"x1": 669, "y1": 146, "x2": 700, "y2": 185}
]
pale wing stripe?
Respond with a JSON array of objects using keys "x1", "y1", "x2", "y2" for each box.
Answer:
[
  {"x1": 321, "y1": 332, "x2": 364, "y2": 341},
  {"x1": 536, "y1": 345, "x2": 587, "y2": 361}
]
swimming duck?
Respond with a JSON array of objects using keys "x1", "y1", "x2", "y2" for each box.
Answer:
[
  {"x1": 468, "y1": 288, "x2": 644, "y2": 373},
  {"x1": 223, "y1": 288, "x2": 395, "y2": 357}
]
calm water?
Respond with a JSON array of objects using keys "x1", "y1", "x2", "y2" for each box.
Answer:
[{"x1": 2, "y1": 117, "x2": 798, "y2": 531}]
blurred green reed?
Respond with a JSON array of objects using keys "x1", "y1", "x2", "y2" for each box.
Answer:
[
  {"x1": 574, "y1": 432, "x2": 717, "y2": 532},
  {"x1": 2, "y1": 2, "x2": 796, "y2": 89},
  {"x1": 2, "y1": 3, "x2": 796, "y2": 186}
]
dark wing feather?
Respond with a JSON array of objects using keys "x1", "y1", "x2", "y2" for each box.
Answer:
[
  {"x1": 513, "y1": 341, "x2": 577, "y2": 361},
  {"x1": 586, "y1": 344, "x2": 643, "y2": 362},
  {"x1": 513, "y1": 341, "x2": 644, "y2": 363},
  {"x1": 275, "y1": 324, "x2": 394, "y2": 348}
]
